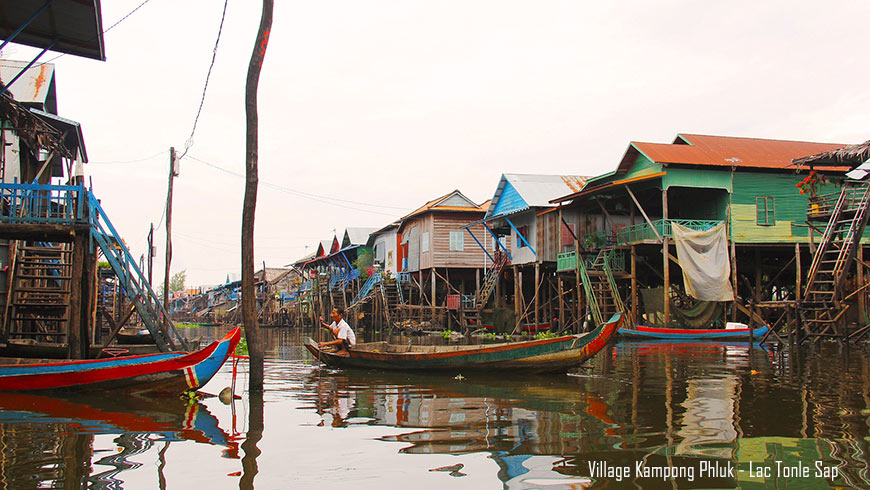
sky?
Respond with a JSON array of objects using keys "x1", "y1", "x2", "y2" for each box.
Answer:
[{"x1": 4, "y1": 0, "x2": 870, "y2": 288}]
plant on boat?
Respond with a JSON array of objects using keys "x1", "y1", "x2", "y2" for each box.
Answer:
[
  {"x1": 441, "y1": 330, "x2": 454, "y2": 339},
  {"x1": 235, "y1": 337, "x2": 248, "y2": 356},
  {"x1": 534, "y1": 331, "x2": 557, "y2": 340}
]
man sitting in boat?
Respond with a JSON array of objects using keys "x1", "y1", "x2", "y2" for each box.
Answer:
[{"x1": 318, "y1": 307, "x2": 357, "y2": 356}]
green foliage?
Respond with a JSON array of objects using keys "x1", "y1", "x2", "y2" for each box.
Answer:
[
  {"x1": 534, "y1": 331, "x2": 557, "y2": 340},
  {"x1": 235, "y1": 337, "x2": 248, "y2": 356},
  {"x1": 441, "y1": 330, "x2": 454, "y2": 339},
  {"x1": 97, "y1": 261, "x2": 111, "y2": 269},
  {"x1": 170, "y1": 270, "x2": 187, "y2": 293},
  {"x1": 353, "y1": 248, "x2": 374, "y2": 280},
  {"x1": 176, "y1": 322, "x2": 199, "y2": 328}
]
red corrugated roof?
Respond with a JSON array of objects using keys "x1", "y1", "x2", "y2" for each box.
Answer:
[{"x1": 622, "y1": 134, "x2": 846, "y2": 172}]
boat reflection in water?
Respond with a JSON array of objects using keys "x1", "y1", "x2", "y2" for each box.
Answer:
[
  {"x1": 0, "y1": 392, "x2": 236, "y2": 490},
  {"x1": 302, "y1": 340, "x2": 870, "y2": 489}
]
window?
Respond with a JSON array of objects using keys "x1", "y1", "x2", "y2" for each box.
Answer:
[
  {"x1": 449, "y1": 231, "x2": 464, "y2": 251},
  {"x1": 421, "y1": 231, "x2": 430, "y2": 252},
  {"x1": 756, "y1": 196, "x2": 775, "y2": 226},
  {"x1": 492, "y1": 236, "x2": 509, "y2": 251},
  {"x1": 516, "y1": 225, "x2": 529, "y2": 248}
]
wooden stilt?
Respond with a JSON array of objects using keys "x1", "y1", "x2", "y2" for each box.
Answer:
[
  {"x1": 534, "y1": 263, "x2": 540, "y2": 328},
  {"x1": 631, "y1": 245, "x2": 638, "y2": 327},
  {"x1": 731, "y1": 241, "x2": 738, "y2": 322},
  {"x1": 662, "y1": 188, "x2": 670, "y2": 327},
  {"x1": 68, "y1": 232, "x2": 86, "y2": 359},
  {"x1": 858, "y1": 245, "x2": 865, "y2": 324},
  {"x1": 558, "y1": 274, "x2": 564, "y2": 330},
  {"x1": 754, "y1": 248, "x2": 762, "y2": 302},
  {"x1": 795, "y1": 243, "x2": 802, "y2": 302},
  {"x1": 513, "y1": 265, "x2": 519, "y2": 319}
]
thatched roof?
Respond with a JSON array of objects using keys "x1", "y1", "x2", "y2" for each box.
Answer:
[
  {"x1": 793, "y1": 140, "x2": 870, "y2": 168},
  {"x1": 0, "y1": 90, "x2": 73, "y2": 160}
]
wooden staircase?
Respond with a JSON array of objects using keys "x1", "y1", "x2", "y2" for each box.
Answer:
[
  {"x1": 579, "y1": 247, "x2": 624, "y2": 327},
  {"x1": 475, "y1": 250, "x2": 510, "y2": 309},
  {"x1": 799, "y1": 180, "x2": 870, "y2": 341},
  {"x1": 6, "y1": 242, "x2": 72, "y2": 343}
]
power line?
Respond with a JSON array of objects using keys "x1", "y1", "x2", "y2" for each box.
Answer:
[
  {"x1": 38, "y1": 0, "x2": 155, "y2": 66},
  {"x1": 187, "y1": 154, "x2": 412, "y2": 215},
  {"x1": 177, "y1": 0, "x2": 229, "y2": 161},
  {"x1": 88, "y1": 149, "x2": 167, "y2": 165}
]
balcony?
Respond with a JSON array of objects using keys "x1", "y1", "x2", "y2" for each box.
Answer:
[
  {"x1": 557, "y1": 251, "x2": 578, "y2": 272},
  {"x1": 0, "y1": 182, "x2": 87, "y2": 224},
  {"x1": 556, "y1": 249, "x2": 626, "y2": 272},
  {"x1": 615, "y1": 219, "x2": 723, "y2": 245}
]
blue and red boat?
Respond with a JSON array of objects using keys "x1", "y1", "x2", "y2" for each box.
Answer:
[
  {"x1": 0, "y1": 327, "x2": 241, "y2": 394},
  {"x1": 619, "y1": 324, "x2": 768, "y2": 340}
]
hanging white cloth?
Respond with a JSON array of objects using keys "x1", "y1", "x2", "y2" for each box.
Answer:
[{"x1": 671, "y1": 222, "x2": 734, "y2": 302}]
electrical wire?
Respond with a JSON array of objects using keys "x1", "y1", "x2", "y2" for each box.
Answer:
[
  {"x1": 177, "y1": 0, "x2": 229, "y2": 162},
  {"x1": 37, "y1": 0, "x2": 156, "y2": 66},
  {"x1": 88, "y1": 149, "x2": 168, "y2": 165},
  {"x1": 187, "y1": 154, "x2": 412, "y2": 215}
]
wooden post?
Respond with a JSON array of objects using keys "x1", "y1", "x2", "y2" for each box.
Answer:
[
  {"x1": 662, "y1": 188, "x2": 670, "y2": 327},
  {"x1": 558, "y1": 274, "x2": 564, "y2": 330},
  {"x1": 514, "y1": 265, "x2": 520, "y2": 319},
  {"x1": 574, "y1": 237, "x2": 582, "y2": 332},
  {"x1": 754, "y1": 248, "x2": 762, "y2": 302},
  {"x1": 163, "y1": 147, "x2": 177, "y2": 318},
  {"x1": 731, "y1": 240, "x2": 738, "y2": 322},
  {"x1": 631, "y1": 245, "x2": 638, "y2": 327},
  {"x1": 858, "y1": 245, "x2": 865, "y2": 323},
  {"x1": 68, "y1": 233, "x2": 86, "y2": 359},
  {"x1": 431, "y1": 269, "x2": 436, "y2": 320},
  {"x1": 795, "y1": 243, "x2": 802, "y2": 302},
  {"x1": 475, "y1": 268, "x2": 480, "y2": 297},
  {"x1": 534, "y1": 263, "x2": 540, "y2": 328}
]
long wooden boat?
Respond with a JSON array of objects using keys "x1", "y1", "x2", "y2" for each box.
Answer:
[
  {"x1": 305, "y1": 313, "x2": 622, "y2": 373},
  {"x1": 619, "y1": 324, "x2": 768, "y2": 340},
  {"x1": 0, "y1": 327, "x2": 241, "y2": 394}
]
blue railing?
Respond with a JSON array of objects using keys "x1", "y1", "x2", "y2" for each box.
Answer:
[
  {"x1": 397, "y1": 271, "x2": 411, "y2": 283},
  {"x1": 350, "y1": 272, "x2": 382, "y2": 306},
  {"x1": 0, "y1": 182, "x2": 86, "y2": 224},
  {"x1": 88, "y1": 192, "x2": 188, "y2": 351}
]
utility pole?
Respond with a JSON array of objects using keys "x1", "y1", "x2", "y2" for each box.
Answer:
[
  {"x1": 147, "y1": 223, "x2": 155, "y2": 286},
  {"x1": 163, "y1": 147, "x2": 178, "y2": 318}
]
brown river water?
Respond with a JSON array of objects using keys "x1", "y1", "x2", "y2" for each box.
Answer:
[{"x1": 1, "y1": 326, "x2": 869, "y2": 489}]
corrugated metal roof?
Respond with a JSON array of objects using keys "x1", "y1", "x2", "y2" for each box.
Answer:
[
  {"x1": 400, "y1": 190, "x2": 483, "y2": 221},
  {"x1": 0, "y1": 60, "x2": 55, "y2": 111},
  {"x1": 486, "y1": 174, "x2": 590, "y2": 219},
  {"x1": 342, "y1": 227, "x2": 378, "y2": 247},
  {"x1": 0, "y1": 1, "x2": 106, "y2": 61},
  {"x1": 621, "y1": 134, "x2": 846, "y2": 172}
]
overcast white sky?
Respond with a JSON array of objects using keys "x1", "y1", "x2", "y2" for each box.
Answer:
[{"x1": 5, "y1": 0, "x2": 870, "y2": 287}]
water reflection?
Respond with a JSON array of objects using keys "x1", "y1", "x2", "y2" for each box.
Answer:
[
  {"x1": 0, "y1": 392, "x2": 235, "y2": 489},
  {"x1": 296, "y1": 337, "x2": 870, "y2": 489},
  {"x1": 0, "y1": 326, "x2": 868, "y2": 489}
]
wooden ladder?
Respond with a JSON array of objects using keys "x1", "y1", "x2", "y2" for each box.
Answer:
[
  {"x1": 799, "y1": 180, "x2": 870, "y2": 341},
  {"x1": 8, "y1": 242, "x2": 73, "y2": 343},
  {"x1": 579, "y1": 247, "x2": 625, "y2": 327},
  {"x1": 475, "y1": 250, "x2": 510, "y2": 309}
]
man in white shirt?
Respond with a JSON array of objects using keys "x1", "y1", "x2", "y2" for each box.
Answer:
[{"x1": 318, "y1": 307, "x2": 356, "y2": 356}]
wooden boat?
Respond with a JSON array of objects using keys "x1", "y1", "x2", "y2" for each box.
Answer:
[
  {"x1": 0, "y1": 327, "x2": 241, "y2": 394},
  {"x1": 115, "y1": 327, "x2": 155, "y2": 345},
  {"x1": 619, "y1": 324, "x2": 769, "y2": 340},
  {"x1": 305, "y1": 313, "x2": 622, "y2": 373}
]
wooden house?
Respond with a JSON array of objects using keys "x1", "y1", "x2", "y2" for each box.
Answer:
[
  {"x1": 552, "y1": 133, "x2": 848, "y2": 329},
  {"x1": 466, "y1": 174, "x2": 588, "y2": 330},
  {"x1": 395, "y1": 190, "x2": 490, "y2": 313},
  {"x1": 367, "y1": 222, "x2": 400, "y2": 276}
]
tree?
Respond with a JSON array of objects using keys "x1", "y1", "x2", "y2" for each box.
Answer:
[
  {"x1": 242, "y1": 0, "x2": 273, "y2": 394},
  {"x1": 169, "y1": 269, "x2": 186, "y2": 293}
]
